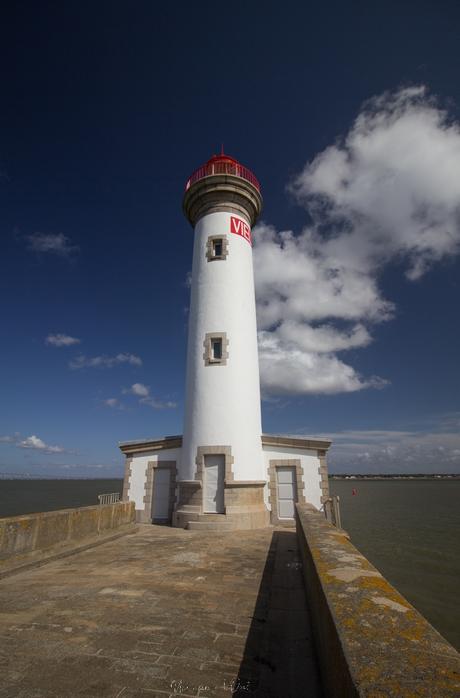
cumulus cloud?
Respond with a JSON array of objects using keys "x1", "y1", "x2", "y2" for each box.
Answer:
[
  {"x1": 0, "y1": 434, "x2": 67, "y2": 454},
  {"x1": 27, "y1": 233, "x2": 79, "y2": 257},
  {"x1": 69, "y1": 353, "x2": 142, "y2": 369},
  {"x1": 254, "y1": 222, "x2": 391, "y2": 395},
  {"x1": 46, "y1": 333, "x2": 81, "y2": 347},
  {"x1": 123, "y1": 383, "x2": 176, "y2": 409},
  {"x1": 254, "y1": 86, "x2": 460, "y2": 395},
  {"x1": 1, "y1": 433, "x2": 75, "y2": 457},
  {"x1": 292, "y1": 86, "x2": 460, "y2": 280},
  {"x1": 258, "y1": 332, "x2": 386, "y2": 395}
]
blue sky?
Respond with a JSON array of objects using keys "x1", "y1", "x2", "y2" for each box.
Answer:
[{"x1": 1, "y1": 1, "x2": 460, "y2": 476}]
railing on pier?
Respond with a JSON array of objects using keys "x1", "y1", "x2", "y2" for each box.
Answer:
[
  {"x1": 322, "y1": 495, "x2": 342, "y2": 529},
  {"x1": 98, "y1": 492, "x2": 120, "y2": 505}
]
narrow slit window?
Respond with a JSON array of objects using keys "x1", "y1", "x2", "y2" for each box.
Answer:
[
  {"x1": 211, "y1": 337, "x2": 222, "y2": 360},
  {"x1": 212, "y1": 239, "x2": 223, "y2": 258}
]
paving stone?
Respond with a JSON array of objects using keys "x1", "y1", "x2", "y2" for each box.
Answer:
[
  {"x1": 157, "y1": 653, "x2": 204, "y2": 668},
  {"x1": 118, "y1": 690, "x2": 172, "y2": 698},
  {"x1": 99, "y1": 648, "x2": 162, "y2": 662},
  {"x1": 0, "y1": 525, "x2": 322, "y2": 697},
  {"x1": 112, "y1": 658, "x2": 169, "y2": 679},
  {"x1": 173, "y1": 646, "x2": 219, "y2": 662},
  {"x1": 182, "y1": 629, "x2": 218, "y2": 643}
]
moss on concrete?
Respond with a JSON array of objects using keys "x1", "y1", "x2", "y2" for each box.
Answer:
[
  {"x1": 0, "y1": 502, "x2": 136, "y2": 574},
  {"x1": 296, "y1": 503, "x2": 460, "y2": 697}
]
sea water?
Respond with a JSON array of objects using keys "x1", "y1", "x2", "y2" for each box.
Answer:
[
  {"x1": 0, "y1": 478, "x2": 124, "y2": 519},
  {"x1": 330, "y1": 479, "x2": 460, "y2": 651}
]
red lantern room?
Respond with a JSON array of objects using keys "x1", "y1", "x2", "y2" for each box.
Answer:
[{"x1": 185, "y1": 151, "x2": 261, "y2": 193}]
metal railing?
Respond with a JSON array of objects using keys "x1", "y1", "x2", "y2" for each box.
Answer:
[
  {"x1": 185, "y1": 161, "x2": 261, "y2": 192},
  {"x1": 323, "y1": 495, "x2": 342, "y2": 530},
  {"x1": 98, "y1": 492, "x2": 120, "y2": 505}
]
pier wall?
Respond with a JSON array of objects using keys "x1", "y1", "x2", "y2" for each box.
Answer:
[
  {"x1": 296, "y1": 502, "x2": 460, "y2": 697},
  {"x1": 0, "y1": 501, "x2": 136, "y2": 577}
]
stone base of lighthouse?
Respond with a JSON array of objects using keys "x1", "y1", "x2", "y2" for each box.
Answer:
[
  {"x1": 119, "y1": 434, "x2": 331, "y2": 531},
  {"x1": 173, "y1": 480, "x2": 270, "y2": 531}
]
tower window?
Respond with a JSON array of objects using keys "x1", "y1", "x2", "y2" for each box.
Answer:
[
  {"x1": 211, "y1": 337, "x2": 222, "y2": 360},
  {"x1": 212, "y1": 239, "x2": 223, "y2": 258},
  {"x1": 206, "y1": 235, "x2": 228, "y2": 261},
  {"x1": 203, "y1": 332, "x2": 229, "y2": 366}
]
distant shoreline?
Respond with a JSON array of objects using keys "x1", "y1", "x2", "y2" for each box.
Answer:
[
  {"x1": 0, "y1": 475, "x2": 123, "y2": 481},
  {"x1": 1, "y1": 474, "x2": 459, "y2": 481},
  {"x1": 330, "y1": 474, "x2": 460, "y2": 480},
  {"x1": 0, "y1": 473, "x2": 460, "y2": 482}
]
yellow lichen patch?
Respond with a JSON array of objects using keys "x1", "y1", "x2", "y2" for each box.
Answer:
[
  {"x1": 296, "y1": 503, "x2": 460, "y2": 696},
  {"x1": 326, "y1": 567, "x2": 381, "y2": 583},
  {"x1": 371, "y1": 596, "x2": 409, "y2": 613},
  {"x1": 356, "y1": 574, "x2": 394, "y2": 592}
]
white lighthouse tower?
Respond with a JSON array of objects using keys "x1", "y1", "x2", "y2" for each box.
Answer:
[
  {"x1": 175, "y1": 152, "x2": 269, "y2": 529},
  {"x1": 119, "y1": 152, "x2": 331, "y2": 530}
]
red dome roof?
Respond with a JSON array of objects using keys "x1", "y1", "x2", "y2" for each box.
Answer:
[{"x1": 185, "y1": 152, "x2": 260, "y2": 193}]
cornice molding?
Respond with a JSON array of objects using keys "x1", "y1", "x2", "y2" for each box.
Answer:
[
  {"x1": 119, "y1": 436, "x2": 182, "y2": 455},
  {"x1": 261, "y1": 434, "x2": 332, "y2": 452}
]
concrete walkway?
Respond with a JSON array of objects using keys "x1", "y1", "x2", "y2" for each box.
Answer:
[{"x1": 0, "y1": 525, "x2": 323, "y2": 698}]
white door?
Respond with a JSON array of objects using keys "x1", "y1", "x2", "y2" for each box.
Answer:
[
  {"x1": 204, "y1": 454, "x2": 225, "y2": 513},
  {"x1": 152, "y1": 468, "x2": 171, "y2": 520},
  {"x1": 276, "y1": 466, "x2": 297, "y2": 519}
]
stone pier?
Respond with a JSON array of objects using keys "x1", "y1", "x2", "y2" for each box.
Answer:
[
  {"x1": 0, "y1": 525, "x2": 321, "y2": 698},
  {"x1": 2, "y1": 508, "x2": 458, "y2": 697}
]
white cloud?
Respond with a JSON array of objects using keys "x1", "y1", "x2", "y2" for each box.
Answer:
[
  {"x1": 254, "y1": 223, "x2": 393, "y2": 328},
  {"x1": 291, "y1": 85, "x2": 460, "y2": 280},
  {"x1": 254, "y1": 86, "x2": 460, "y2": 395},
  {"x1": 17, "y1": 435, "x2": 66, "y2": 454},
  {"x1": 103, "y1": 398, "x2": 124, "y2": 409},
  {"x1": 254, "y1": 222, "x2": 391, "y2": 394},
  {"x1": 125, "y1": 382, "x2": 150, "y2": 397},
  {"x1": 258, "y1": 332, "x2": 386, "y2": 395},
  {"x1": 69, "y1": 353, "x2": 142, "y2": 369},
  {"x1": 123, "y1": 383, "x2": 176, "y2": 409},
  {"x1": 1, "y1": 433, "x2": 75, "y2": 457},
  {"x1": 276, "y1": 321, "x2": 372, "y2": 353},
  {"x1": 142, "y1": 397, "x2": 177, "y2": 409},
  {"x1": 27, "y1": 233, "x2": 79, "y2": 257},
  {"x1": 46, "y1": 333, "x2": 81, "y2": 347}
]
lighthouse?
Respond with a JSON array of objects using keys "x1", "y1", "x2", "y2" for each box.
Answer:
[
  {"x1": 119, "y1": 152, "x2": 331, "y2": 530},
  {"x1": 175, "y1": 153, "x2": 269, "y2": 528}
]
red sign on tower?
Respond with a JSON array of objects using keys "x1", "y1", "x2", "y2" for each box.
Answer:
[{"x1": 230, "y1": 216, "x2": 252, "y2": 245}]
